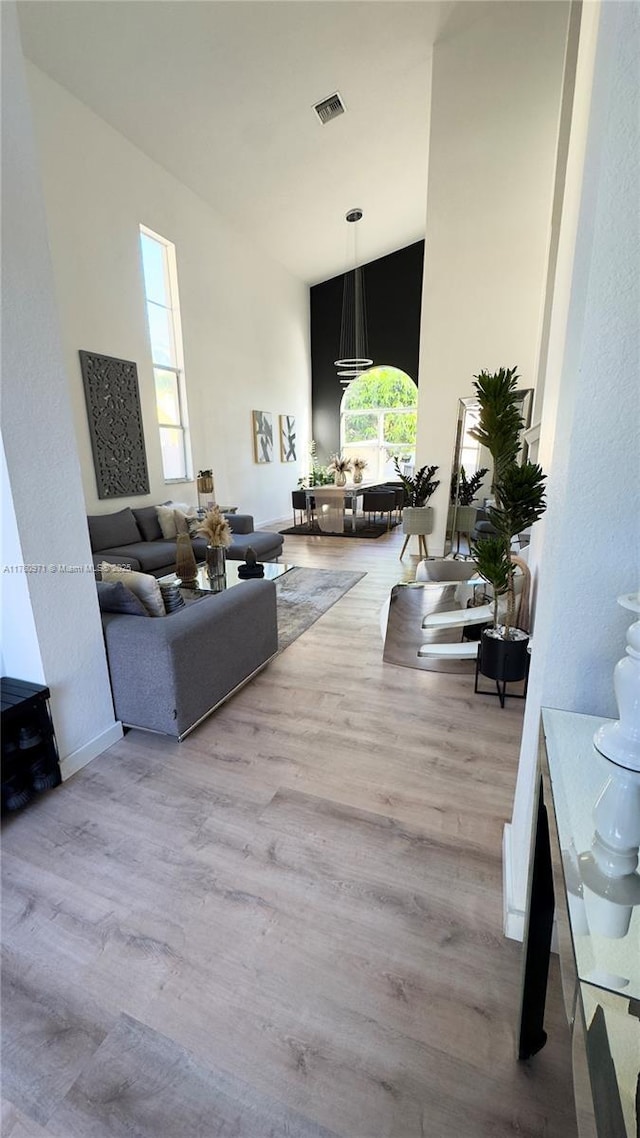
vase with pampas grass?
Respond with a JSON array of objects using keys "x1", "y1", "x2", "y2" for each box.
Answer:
[
  {"x1": 197, "y1": 506, "x2": 232, "y2": 584},
  {"x1": 352, "y1": 457, "x2": 368, "y2": 485},
  {"x1": 327, "y1": 454, "x2": 352, "y2": 488}
]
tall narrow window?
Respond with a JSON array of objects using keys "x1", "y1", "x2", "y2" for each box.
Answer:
[{"x1": 139, "y1": 225, "x2": 191, "y2": 481}]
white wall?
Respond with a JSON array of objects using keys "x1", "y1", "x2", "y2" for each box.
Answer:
[
  {"x1": 1, "y1": 3, "x2": 120, "y2": 767},
  {"x1": 25, "y1": 65, "x2": 311, "y2": 527},
  {"x1": 504, "y1": 0, "x2": 640, "y2": 936},
  {"x1": 415, "y1": 1, "x2": 570, "y2": 554},
  {"x1": 1, "y1": 441, "x2": 45, "y2": 685}
]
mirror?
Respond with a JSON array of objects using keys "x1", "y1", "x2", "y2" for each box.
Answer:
[{"x1": 447, "y1": 389, "x2": 533, "y2": 556}]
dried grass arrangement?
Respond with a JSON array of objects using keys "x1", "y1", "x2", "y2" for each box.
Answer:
[
  {"x1": 327, "y1": 454, "x2": 352, "y2": 475},
  {"x1": 352, "y1": 457, "x2": 368, "y2": 472},
  {"x1": 197, "y1": 506, "x2": 232, "y2": 548}
]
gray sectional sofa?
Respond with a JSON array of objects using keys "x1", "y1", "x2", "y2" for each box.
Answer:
[
  {"x1": 87, "y1": 505, "x2": 284, "y2": 575},
  {"x1": 102, "y1": 578, "x2": 278, "y2": 739}
]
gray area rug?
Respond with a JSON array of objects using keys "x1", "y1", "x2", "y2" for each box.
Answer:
[{"x1": 275, "y1": 566, "x2": 365, "y2": 652}]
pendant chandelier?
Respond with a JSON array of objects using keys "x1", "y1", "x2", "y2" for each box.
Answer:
[{"x1": 335, "y1": 208, "x2": 373, "y2": 386}]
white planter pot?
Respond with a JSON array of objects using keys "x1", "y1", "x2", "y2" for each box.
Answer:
[
  {"x1": 449, "y1": 505, "x2": 478, "y2": 533},
  {"x1": 402, "y1": 506, "x2": 434, "y2": 536}
]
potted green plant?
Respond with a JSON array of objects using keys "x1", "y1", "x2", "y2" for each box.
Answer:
[
  {"x1": 448, "y1": 465, "x2": 489, "y2": 542},
  {"x1": 394, "y1": 458, "x2": 440, "y2": 558},
  {"x1": 470, "y1": 367, "x2": 547, "y2": 688},
  {"x1": 298, "y1": 440, "x2": 334, "y2": 488}
]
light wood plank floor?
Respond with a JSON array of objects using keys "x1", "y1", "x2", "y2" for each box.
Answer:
[{"x1": 1, "y1": 529, "x2": 578, "y2": 1138}]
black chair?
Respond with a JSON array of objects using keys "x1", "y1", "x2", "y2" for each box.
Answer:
[
  {"x1": 380, "y1": 483, "x2": 404, "y2": 522},
  {"x1": 291, "y1": 490, "x2": 315, "y2": 528},
  {"x1": 362, "y1": 490, "x2": 395, "y2": 530}
]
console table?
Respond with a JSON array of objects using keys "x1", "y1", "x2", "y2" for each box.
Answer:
[
  {"x1": 519, "y1": 707, "x2": 639, "y2": 1137},
  {"x1": 1, "y1": 677, "x2": 61, "y2": 812}
]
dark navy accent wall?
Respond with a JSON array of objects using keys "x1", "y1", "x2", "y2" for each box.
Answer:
[{"x1": 310, "y1": 240, "x2": 424, "y2": 461}]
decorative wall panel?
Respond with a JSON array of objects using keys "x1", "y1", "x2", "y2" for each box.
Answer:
[{"x1": 79, "y1": 350, "x2": 150, "y2": 498}]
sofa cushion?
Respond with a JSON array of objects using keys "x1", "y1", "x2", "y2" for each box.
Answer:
[
  {"x1": 96, "y1": 580, "x2": 150, "y2": 617},
  {"x1": 132, "y1": 506, "x2": 163, "y2": 542},
  {"x1": 98, "y1": 562, "x2": 166, "y2": 617},
  {"x1": 92, "y1": 550, "x2": 142, "y2": 571},
  {"x1": 227, "y1": 532, "x2": 284, "y2": 561},
  {"x1": 226, "y1": 514, "x2": 254, "y2": 535},
  {"x1": 109, "y1": 541, "x2": 179, "y2": 573},
  {"x1": 87, "y1": 508, "x2": 141, "y2": 552}
]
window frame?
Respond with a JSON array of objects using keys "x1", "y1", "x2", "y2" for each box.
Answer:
[{"x1": 140, "y1": 224, "x2": 192, "y2": 484}]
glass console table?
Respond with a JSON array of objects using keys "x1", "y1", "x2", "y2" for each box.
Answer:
[{"x1": 519, "y1": 708, "x2": 640, "y2": 1137}]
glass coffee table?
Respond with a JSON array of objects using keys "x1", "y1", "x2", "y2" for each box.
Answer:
[{"x1": 159, "y1": 561, "x2": 294, "y2": 596}]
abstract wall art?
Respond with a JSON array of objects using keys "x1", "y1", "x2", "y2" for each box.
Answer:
[
  {"x1": 79, "y1": 350, "x2": 150, "y2": 498},
  {"x1": 252, "y1": 410, "x2": 274, "y2": 463},
  {"x1": 279, "y1": 415, "x2": 297, "y2": 463}
]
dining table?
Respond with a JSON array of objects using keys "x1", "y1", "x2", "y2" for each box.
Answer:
[{"x1": 303, "y1": 481, "x2": 390, "y2": 534}]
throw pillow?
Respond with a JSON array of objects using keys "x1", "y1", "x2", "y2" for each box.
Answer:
[
  {"x1": 98, "y1": 562, "x2": 166, "y2": 617},
  {"x1": 173, "y1": 507, "x2": 198, "y2": 536},
  {"x1": 132, "y1": 506, "x2": 163, "y2": 543},
  {"x1": 156, "y1": 502, "x2": 194, "y2": 540},
  {"x1": 87, "y1": 508, "x2": 141, "y2": 553},
  {"x1": 96, "y1": 580, "x2": 150, "y2": 617}
]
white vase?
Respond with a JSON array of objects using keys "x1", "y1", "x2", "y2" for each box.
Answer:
[{"x1": 594, "y1": 591, "x2": 640, "y2": 771}]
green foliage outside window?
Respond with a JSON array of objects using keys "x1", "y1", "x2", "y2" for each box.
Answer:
[
  {"x1": 383, "y1": 412, "x2": 416, "y2": 446},
  {"x1": 343, "y1": 367, "x2": 417, "y2": 411},
  {"x1": 344, "y1": 413, "x2": 378, "y2": 443}
]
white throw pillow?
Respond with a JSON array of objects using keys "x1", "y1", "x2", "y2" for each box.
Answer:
[
  {"x1": 156, "y1": 502, "x2": 194, "y2": 539},
  {"x1": 98, "y1": 562, "x2": 166, "y2": 617}
]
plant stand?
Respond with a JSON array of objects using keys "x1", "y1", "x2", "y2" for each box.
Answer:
[
  {"x1": 400, "y1": 533, "x2": 429, "y2": 560},
  {"x1": 474, "y1": 635, "x2": 531, "y2": 708},
  {"x1": 399, "y1": 506, "x2": 434, "y2": 561}
]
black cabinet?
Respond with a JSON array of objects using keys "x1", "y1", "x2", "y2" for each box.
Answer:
[{"x1": 1, "y1": 677, "x2": 61, "y2": 813}]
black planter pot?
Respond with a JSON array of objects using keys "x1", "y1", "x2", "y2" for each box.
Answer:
[{"x1": 479, "y1": 629, "x2": 530, "y2": 683}]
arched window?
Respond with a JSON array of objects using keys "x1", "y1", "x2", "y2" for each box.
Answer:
[{"x1": 340, "y1": 366, "x2": 418, "y2": 482}]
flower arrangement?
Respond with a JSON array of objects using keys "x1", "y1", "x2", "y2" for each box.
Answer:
[
  {"x1": 327, "y1": 454, "x2": 352, "y2": 475},
  {"x1": 352, "y1": 457, "x2": 368, "y2": 472},
  {"x1": 196, "y1": 506, "x2": 232, "y2": 548}
]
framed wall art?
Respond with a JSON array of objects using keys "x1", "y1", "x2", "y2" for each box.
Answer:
[
  {"x1": 279, "y1": 415, "x2": 297, "y2": 463},
  {"x1": 79, "y1": 350, "x2": 150, "y2": 498},
  {"x1": 252, "y1": 410, "x2": 274, "y2": 463}
]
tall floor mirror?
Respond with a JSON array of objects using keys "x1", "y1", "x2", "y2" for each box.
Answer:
[{"x1": 447, "y1": 390, "x2": 533, "y2": 558}]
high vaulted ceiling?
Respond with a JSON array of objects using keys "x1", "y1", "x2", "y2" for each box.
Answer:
[{"x1": 18, "y1": 1, "x2": 457, "y2": 284}]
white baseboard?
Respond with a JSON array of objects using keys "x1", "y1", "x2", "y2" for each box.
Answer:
[
  {"x1": 503, "y1": 822, "x2": 526, "y2": 941},
  {"x1": 60, "y1": 720, "x2": 123, "y2": 780},
  {"x1": 259, "y1": 514, "x2": 289, "y2": 530}
]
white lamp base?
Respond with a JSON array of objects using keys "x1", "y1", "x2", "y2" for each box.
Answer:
[{"x1": 593, "y1": 592, "x2": 640, "y2": 772}]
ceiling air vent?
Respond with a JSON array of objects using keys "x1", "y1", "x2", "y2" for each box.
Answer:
[{"x1": 313, "y1": 92, "x2": 346, "y2": 125}]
